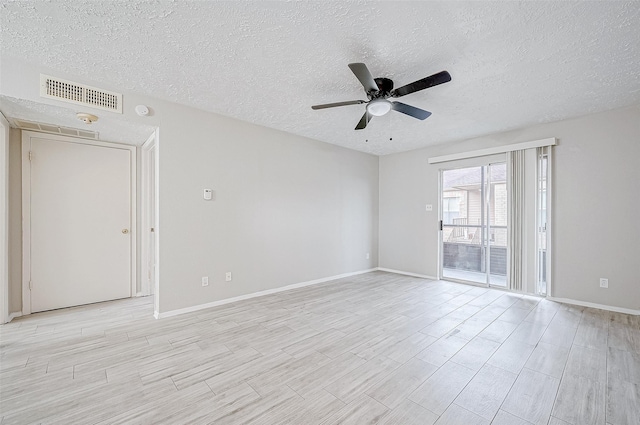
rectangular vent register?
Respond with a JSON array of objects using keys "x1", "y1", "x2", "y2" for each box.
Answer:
[
  {"x1": 40, "y1": 74, "x2": 123, "y2": 113},
  {"x1": 12, "y1": 118, "x2": 99, "y2": 140}
]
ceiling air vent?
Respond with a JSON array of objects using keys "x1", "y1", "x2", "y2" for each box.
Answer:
[
  {"x1": 12, "y1": 118, "x2": 99, "y2": 140},
  {"x1": 40, "y1": 74, "x2": 123, "y2": 113}
]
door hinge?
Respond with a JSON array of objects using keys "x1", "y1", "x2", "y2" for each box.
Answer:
[
  {"x1": 439, "y1": 220, "x2": 443, "y2": 231},
  {"x1": 29, "y1": 151, "x2": 33, "y2": 161},
  {"x1": 29, "y1": 280, "x2": 32, "y2": 290}
]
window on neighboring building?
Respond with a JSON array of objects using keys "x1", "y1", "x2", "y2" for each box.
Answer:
[{"x1": 443, "y1": 196, "x2": 461, "y2": 224}]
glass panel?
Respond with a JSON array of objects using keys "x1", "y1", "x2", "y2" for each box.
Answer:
[
  {"x1": 536, "y1": 149, "x2": 548, "y2": 295},
  {"x1": 487, "y1": 163, "x2": 507, "y2": 287},
  {"x1": 442, "y1": 166, "x2": 487, "y2": 285},
  {"x1": 442, "y1": 164, "x2": 507, "y2": 286}
]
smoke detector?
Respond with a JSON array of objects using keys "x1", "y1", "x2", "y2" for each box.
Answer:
[
  {"x1": 77, "y1": 112, "x2": 99, "y2": 124},
  {"x1": 135, "y1": 104, "x2": 149, "y2": 116}
]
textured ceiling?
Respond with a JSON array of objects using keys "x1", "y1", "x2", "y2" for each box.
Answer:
[{"x1": 1, "y1": 1, "x2": 639, "y2": 155}]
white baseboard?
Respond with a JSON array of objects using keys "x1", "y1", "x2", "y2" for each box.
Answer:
[
  {"x1": 4, "y1": 311, "x2": 22, "y2": 324},
  {"x1": 375, "y1": 271, "x2": 638, "y2": 315},
  {"x1": 156, "y1": 268, "x2": 378, "y2": 319},
  {"x1": 547, "y1": 296, "x2": 640, "y2": 316},
  {"x1": 377, "y1": 268, "x2": 437, "y2": 280}
]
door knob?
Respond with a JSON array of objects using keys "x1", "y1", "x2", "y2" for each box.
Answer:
[{"x1": 122, "y1": 229, "x2": 129, "y2": 234}]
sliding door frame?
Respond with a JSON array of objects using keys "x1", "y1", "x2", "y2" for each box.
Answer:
[
  {"x1": 438, "y1": 161, "x2": 508, "y2": 288},
  {"x1": 535, "y1": 146, "x2": 553, "y2": 296}
]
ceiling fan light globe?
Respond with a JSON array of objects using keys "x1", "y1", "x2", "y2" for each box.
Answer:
[{"x1": 367, "y1": 99, "x2": 392, "y2": 116}]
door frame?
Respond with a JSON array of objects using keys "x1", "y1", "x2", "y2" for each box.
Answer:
[
  {"x1": 140, "y1": 130, "x2": 157, "y2": 297},
  {"x1": 437, "y1": 170, "x2": 443, "y2": 281},
  {"x1": 21, "y1": 131, "x2": 137, "y2": 315},
  {"x1": 535, "y1": 146, "x2": 553, "y2": 296},
  {"x1": 0, "y1": 113, "x2": 9, "y2": 323},
  {"x1": 438, "y1": 162, "x2": 508, "y2": 288}
]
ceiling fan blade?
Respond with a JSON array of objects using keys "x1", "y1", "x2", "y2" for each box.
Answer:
[
  {"x1": 311, "y1": 100, "x2": 366, "y2": 110},
  {"x1": 391, "y1": 70, "x2": 451, "y2": 98},
  {"x1": 348, "y1": 63, "x2": 379, "y2": 94},
  {"x1": 391, "y1": 102, "x2": 432, "y2": 120},
  {"x1": 355, "y1": 111, "x2": 372, "y2": 130}
]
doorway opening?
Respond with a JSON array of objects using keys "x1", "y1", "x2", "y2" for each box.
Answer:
[{"x1": 440, "y1": 163, "x2": 507, "y2": 287}]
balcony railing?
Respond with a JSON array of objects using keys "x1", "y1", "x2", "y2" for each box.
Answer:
[{"x1": 443, "y1": 224, "x2": 507, "y2": 277}]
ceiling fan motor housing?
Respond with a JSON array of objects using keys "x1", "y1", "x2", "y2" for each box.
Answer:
[{"x1": 371, "y1": 77, "x2": 394, "y2": 99}]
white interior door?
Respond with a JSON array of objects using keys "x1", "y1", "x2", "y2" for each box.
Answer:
[{"x1": 29, "y1": 136, "x2": 132, "y2": 312}]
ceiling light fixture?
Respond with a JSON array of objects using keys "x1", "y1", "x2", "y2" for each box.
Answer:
[
  {"x1": 76, "y1": 112, "x2": 99, "y2": 124},
  {"x1": 366, "y1": 99, "x2": 392, "y2": 116}
]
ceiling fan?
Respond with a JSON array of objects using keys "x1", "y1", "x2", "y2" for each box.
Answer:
[{"x1": 312, "y1": 63, "x2": 451, "y2": 130}]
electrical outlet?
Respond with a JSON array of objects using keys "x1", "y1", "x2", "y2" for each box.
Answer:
[
  {"x1": 202, "y1": 276, "x2": 209, "y2": 287},
  {"x1": 366, "y1": 253, "x2": 370, "y2": 259},
  {"x1": 425, "y1": 204, "x2": 433, "y2": 212},
  {"x1": 599, "y1": 278, "x2": 608, "y2": 288},
  {"x1": 225, "y1": 272, "x2": 232, "y2": 282}
]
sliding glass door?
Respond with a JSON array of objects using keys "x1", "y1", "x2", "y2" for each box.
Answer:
[
  {"x1": 536, "y1": 147, "x2": 551, "y2": 295},
  {"x1": 441, "y1": 163, "x2": 507, "y2": 286}
]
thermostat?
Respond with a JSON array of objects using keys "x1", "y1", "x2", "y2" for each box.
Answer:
[{"x1": 204, "y1": 189, "x2": 214, "y2": 200}]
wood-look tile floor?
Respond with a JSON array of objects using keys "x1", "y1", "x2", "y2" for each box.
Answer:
[{"x1": 1, "y1": 271, "x2": 639, "y2": 425}]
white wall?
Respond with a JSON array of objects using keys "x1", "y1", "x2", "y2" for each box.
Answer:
[
  {"x1": 1, "y1": 59, "x2": 379, "y2": 315},
  {"x1": 379, "y1": 104, "x2": 640, "y2": 311},
  {"x1": 154, "y1": 102, "x2": 379, "y2": 313}
]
